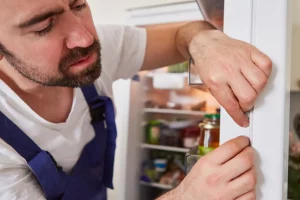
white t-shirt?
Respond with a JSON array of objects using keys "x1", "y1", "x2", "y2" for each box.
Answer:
[{"x1": 0, "y1": 25, "x2": 146, "y2": 200}]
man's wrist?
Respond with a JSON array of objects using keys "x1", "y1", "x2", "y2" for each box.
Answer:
[
  {"x1": 156, "y1": 187, "x2": 181, "y2": 200},
  {"x1": 175, "y1": 21, "x2": 216, "y2": 60},
  {"x1": 157, "y1": 185, "x2": 190, "y2": 200}
]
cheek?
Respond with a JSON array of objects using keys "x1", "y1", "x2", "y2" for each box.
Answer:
[
  {"x1": 3, "y1": 30, "x2": 63, "y2": 64},
  {"x1": 23, "y1": 40, "x2": 63, "y2": 70}
]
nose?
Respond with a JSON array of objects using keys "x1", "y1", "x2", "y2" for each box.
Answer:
[{"x1": 65, "y1": 16, "x2": 94, "y2": 49}]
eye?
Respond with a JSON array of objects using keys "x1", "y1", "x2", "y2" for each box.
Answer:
[
  {"x1": 73, "y1": 3, "x2": 87, "y2": 11},
  {"x1": 35, "y1": 19, "x2": 54, "y2": 36}
]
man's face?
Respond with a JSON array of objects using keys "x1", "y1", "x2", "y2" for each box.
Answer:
[{"x1": 0, "y1": 0, "x2": 101, "y2": 87}]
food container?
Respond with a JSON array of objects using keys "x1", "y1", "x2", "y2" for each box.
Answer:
[
  {"x1": 185, "y1": 146, "x2": 202, "y2": 174},
  {"x1": 182, "y1": 127, "x2": 200, "y2": 148},
  {"x1": 198, "y1": 114, "x2": 220, "y2": 156},
  {"x1": 145, "y1": 120, "x2": 162, "y2": 144}
]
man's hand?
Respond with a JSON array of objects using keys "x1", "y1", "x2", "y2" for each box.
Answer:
[
  {"x1": 157, "y1": 136, "x2": 256, "y2": 200},
  {"x1": 176, "y1": 22, "x2": 272, "y2": 127}
]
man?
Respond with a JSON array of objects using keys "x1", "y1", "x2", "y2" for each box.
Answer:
[{"x1": 0, "y1": 0, "x2": 271, "y2": 200}]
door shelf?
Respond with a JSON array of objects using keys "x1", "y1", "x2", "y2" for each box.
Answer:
[
  {"x1": 144, "y1": 108, "x2": 206, "y2": 116},
  {"x1": 141, "y1": 143, "x2": 190, "y2": 153},
  {"x1": 140, "y1": 181, "x2": 174, "y2": 190}
]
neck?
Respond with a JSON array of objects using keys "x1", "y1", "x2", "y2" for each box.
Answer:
[
  {"x1": 0, "y1": 62, "x2": 66, "y2": 98},
  {"x1": 0, "y1": 62, "x2": 74, "y2": 123}
]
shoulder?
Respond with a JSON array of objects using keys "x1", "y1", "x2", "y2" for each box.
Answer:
[
  {"x1": 0, "y1": 138, "x2": 27, "y2": 167},
  {"x1": 95, "y1": 24, "x2": 146, "y2": 41},
  {"x1": 94, "y1": 24, "x2": 147, "y2": 86},
  {"x1": 0, "y1": 140, "x2": 45, "y2": 200}
]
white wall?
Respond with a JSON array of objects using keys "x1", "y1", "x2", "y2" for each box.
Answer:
[
  {"x1": 125, "y1": 0, "x2": 193, "y2": 9},
  {"x1": 88, "y1": 0, "x2": 127, "y2": 25},
  {"x1": 291, "y1": 0, "x2": 300, "y2": 91},
  {"x1": 289, "y1": 0, "x2": 300, "y2": 136}
]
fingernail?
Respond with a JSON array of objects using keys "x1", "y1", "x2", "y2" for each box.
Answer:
[{"x1": 243, "y1": 120, "x2": 249, "y2": 127}]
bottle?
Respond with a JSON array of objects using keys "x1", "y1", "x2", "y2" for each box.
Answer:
[
  {"x1": 198, "y1": 114, "x2": 220, "y2": 156},
  {"x1": 146, "y1": 120, "x2": 161, "y2": 145}
]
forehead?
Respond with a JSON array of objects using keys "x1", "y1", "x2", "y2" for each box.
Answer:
[{"x1": 0, "y1": 0, "x2": 70, "y2": 27}]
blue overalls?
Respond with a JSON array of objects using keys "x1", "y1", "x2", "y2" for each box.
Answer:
[{"x1": 0, "y1": 84, "x2": 117, "y2": 200}]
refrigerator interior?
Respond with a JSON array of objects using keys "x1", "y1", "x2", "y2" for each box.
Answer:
[
  {"x1": 125, "y1": 2, "x2": 223, "y2": 199},
  {"x1": 137, "y1": 69, "x2": 220, "y2": 199}
]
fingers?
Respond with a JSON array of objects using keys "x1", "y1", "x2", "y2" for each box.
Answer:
[
  {"x1": 251, "y1": 50, "x2": 272, "y2": 78},
  {"x1": 228, "y1": 167, "x2": 257, "y2": 199},
  {"x1": 228, "y1": 71, "x2": 257, "y2": 112},
  {"x1": 241, "y1": 62, "x2": 268, "y2": 94},
  {"x1": 235, "y1": 190, "x2": 256, "y2": 200},
  {"x1": 209, "y1": 85, "x2": 249, "y2": 127},
  {"x1": 222, "y1": 147, "x2": 255, "y2": 181},
  {"x1": 233, "y1": 49, "x2": 271, "y2": 112},
  {"x1": 207, "y1": 136, "x2": 250, "y2": 165}
]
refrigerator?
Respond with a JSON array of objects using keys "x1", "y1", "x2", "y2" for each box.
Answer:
[{"x1": 115, "y1": 0, "x2": 294, "y2": 199}]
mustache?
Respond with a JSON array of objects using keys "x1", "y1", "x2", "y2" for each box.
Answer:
[{"x1": 59, "y1": 40, "x2": 101, "y2": 70}]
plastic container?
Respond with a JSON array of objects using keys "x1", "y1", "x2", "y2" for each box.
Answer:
[
  {"x1": 159, "y1": 128, "x2": 181, "y2": 147},
  {"x1": 182, "y1": 127, "x2": 200, "y2": 148},
  {"x1": 185, "y1": 147, "x2": 201, "y2": 174},
  {"x1": 154, "y1": 159, "x2": 168, "y2": 173}
]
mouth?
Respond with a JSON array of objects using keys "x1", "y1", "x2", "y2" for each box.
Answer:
[{"x1": 69, "y1": 52, "x2": 97, "y2": 70}]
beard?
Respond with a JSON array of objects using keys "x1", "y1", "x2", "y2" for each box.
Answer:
[{"x1": 0, "y1": 40, "x2": 102, "y2": 88}]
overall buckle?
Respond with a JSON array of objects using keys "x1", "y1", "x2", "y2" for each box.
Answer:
[
  {"x1": 89, "y1": 97, "x2": 106, "y2": 124},
  {"x1": 46, "y1": 151, "x2": 63, "y2": 171}
]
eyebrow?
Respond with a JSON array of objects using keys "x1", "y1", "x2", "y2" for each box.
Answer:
[
  {"x1": 18, "y1": 8, "x2": 65, "y2": 29},
  {"x1": 70, "y1": 0, "x2": 80, "y2": 7}
]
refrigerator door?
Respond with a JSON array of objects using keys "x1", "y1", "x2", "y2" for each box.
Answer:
[{"x1": 220, "y1": 0, "x2": 292, "y2": 200}]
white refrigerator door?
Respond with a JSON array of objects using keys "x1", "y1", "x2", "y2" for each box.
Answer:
[{"x1": 220, "y1": 0, "x2": 292, "y2": 200}]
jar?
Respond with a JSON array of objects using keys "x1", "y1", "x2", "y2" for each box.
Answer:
[
  {"x1": 146, "y1": 120, "x2": 161, "y2": 145},
  {"x1": 159, "y1": 128, "x2": 181, "y2": 147},
  {"x1": 198, "y1": 114, "x2": 220, "y2": 156},
  {"x1": 182, "y1": 127, "x2": 200, "y2": 148}
]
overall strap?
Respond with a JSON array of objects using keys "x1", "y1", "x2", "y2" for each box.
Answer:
[
  {"x1": 0, "y1": 112, "x2": 67, "y2": 200},
  {"x1": 81, "y1": 84, "x2": 117, "y2": 189},
  {"x1": 0, "y1": 112, "x2": 41, "y2": 161}
]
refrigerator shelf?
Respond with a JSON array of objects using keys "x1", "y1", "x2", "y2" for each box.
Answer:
[
  {"x1": 141, "y1": 143, "x2": 190, "y2": 153},
  {"x1": 140, "y1": 181, "x2": 174, "y2": 190},
  {"x1": 144, "y1": 108, "x2": 206, "y2": 116}
]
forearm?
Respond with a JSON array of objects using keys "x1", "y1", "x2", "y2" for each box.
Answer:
[
  {"x1": 156, "y1": 188, "x2": 180, "y2": 200},
  {"x1": 175, "y1": 21, "x2": 216, "y2": 60},
  {"x1": 141, "y1": 21, "x2": 215, "y2": 71}
]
